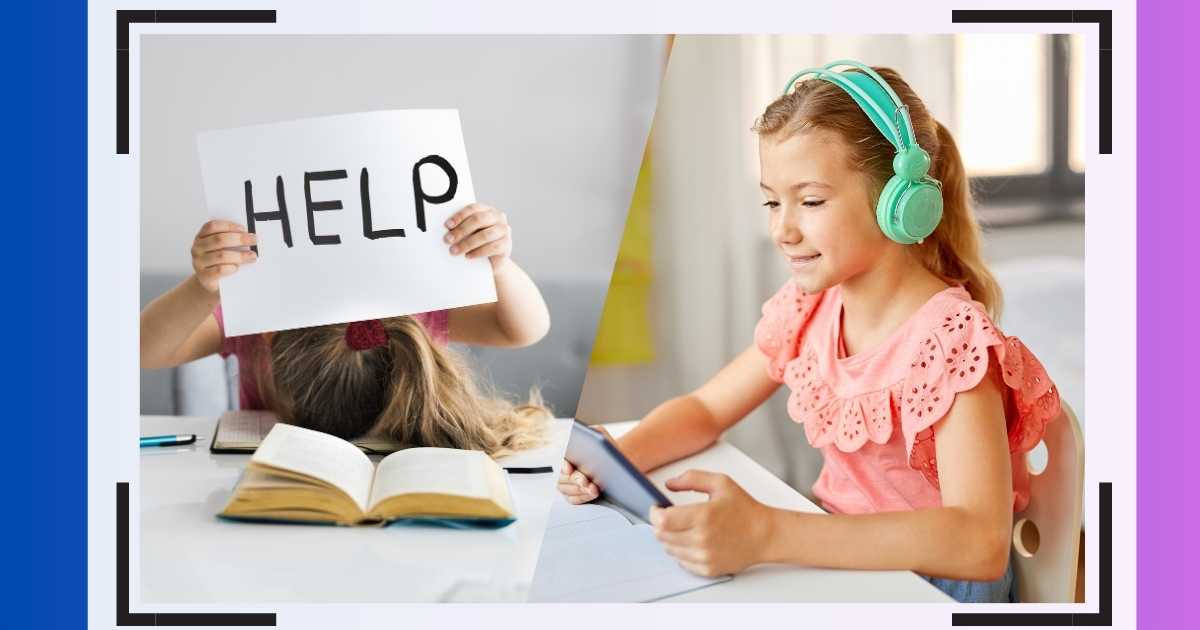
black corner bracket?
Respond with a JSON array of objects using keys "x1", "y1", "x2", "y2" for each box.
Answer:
[
  {"x1": 952, "y1": 482, "x2": 1111, "y2": 626},
  {"x1": 952, "y1": 9, "x2": 1112, "y2": 155},
  {"x1": 117, "y1": 482, "x2": 276, "y2": 626},
  {"x1": 116, "y1": 9, "x2": 277, "y2": 154}
]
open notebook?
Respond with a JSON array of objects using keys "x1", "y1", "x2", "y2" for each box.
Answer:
[
  {"x1": 527, "y1": 495, "x2": 730, "y2": 602},
  {"x1": 210, "y1": 410, "x2": 406, "y2": 454}
]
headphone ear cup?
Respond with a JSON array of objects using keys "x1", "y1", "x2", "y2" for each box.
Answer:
[
  {"x1": 893, "y1": 147, "x2": 931, "y2": 181},
  {"x1": 875, "y1": 175, "x2": 910, "y2": 243},
  {"x1": 894, "y1": 182, "x2": 943, "y2": 243}
]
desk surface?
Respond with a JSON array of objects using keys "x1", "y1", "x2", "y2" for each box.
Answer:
[
  {"x1": 139, "y1": 415, "x2": 570, "y2": 603},
  {"x1": 602, "y1": 421, "x2": 953, "y2": 603}
]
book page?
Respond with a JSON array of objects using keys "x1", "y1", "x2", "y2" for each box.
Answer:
[
  {"x1": 251, "y1": 424, "x2": 376, "y2": 512},
  {"x1": 368, "y1": 448, "x2": 490, "y2": 508}
]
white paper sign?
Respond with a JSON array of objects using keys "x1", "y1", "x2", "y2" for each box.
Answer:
[{"x1": 196, "y1": 110, "x2": 496, "y2": 336}]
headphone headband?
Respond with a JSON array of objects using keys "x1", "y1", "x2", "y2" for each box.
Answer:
[{"x1": 781, "y1": 61, "x2": 917, "y2": 153}]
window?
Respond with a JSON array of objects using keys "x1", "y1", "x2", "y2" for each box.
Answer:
[
  {"x1": 955, "y1": 34, "x2": 1048, "y2": 177},
  {"x1": 955, "y1": 34, "x2": 1085, "y2": 223},
  {"x1": 1069, "y1": 33, "x2": 1085, "y2": 173}
]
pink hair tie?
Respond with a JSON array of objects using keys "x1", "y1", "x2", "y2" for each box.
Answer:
[{"x1": 345, "y1": 320, "x2": 388, "y2": 351}]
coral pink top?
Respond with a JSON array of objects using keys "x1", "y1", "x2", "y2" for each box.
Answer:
[
  {"x1": 754, "y1": 281, "x2": 1059, "y2": 515},
  {"x1": 213, "y1": 305, "x2": 450, "y2": 411}
]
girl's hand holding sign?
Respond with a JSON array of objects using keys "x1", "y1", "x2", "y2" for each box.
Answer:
[
  {"x1": 190, "y1": 220, "x2": 258, "y2": 296},
  {"x1": 444, "y1": 203, "x2": 513, "y2": 273}
]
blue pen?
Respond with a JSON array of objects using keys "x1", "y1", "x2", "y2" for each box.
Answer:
[{"x1": 140, "y1": 434, "x2": 201, "y2": 447}]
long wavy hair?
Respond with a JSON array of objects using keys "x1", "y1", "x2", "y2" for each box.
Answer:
[
  {"x1": 249, "y1": 316, "x2": 550, "y2": 458},
  {"x1": 752, "y1": 66, "x2": 1002, "y2": 319}
]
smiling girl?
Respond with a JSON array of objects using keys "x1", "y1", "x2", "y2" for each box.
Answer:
[{"x1": 559, "y1": 63, "x2": 1060, "y2": 603}]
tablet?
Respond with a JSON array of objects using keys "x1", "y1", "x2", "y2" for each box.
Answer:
[{"x1": 564, "y1": 422, "x2": 671, "y2": 521}]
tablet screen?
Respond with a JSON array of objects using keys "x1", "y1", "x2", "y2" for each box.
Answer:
[{"x1": 564, "y1": 422, "x2": 671, "y2": 521}]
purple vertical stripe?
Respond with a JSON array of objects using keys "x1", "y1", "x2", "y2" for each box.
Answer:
[{"x1": 1139, "y1": 0, "x2": 1199, "y2": 625}]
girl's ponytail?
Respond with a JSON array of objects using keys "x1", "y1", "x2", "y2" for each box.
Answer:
[
  {"x1": 259, "y1": 315, "x2": 550, "y2": 457},
  {"x1": 372, "y1": 316, "x2": 551, "y2": 458},
  {"x1": 913, "y1": 121, "x2": 1002, "y2": 320}
]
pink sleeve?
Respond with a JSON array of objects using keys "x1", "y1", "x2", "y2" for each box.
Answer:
[
  {"x1": 753, "y1": 281, "x2": 823, "y2": 383},
  {"x1": 413, "y1": 309, "x2": 450, "y2": 347},
  {"x1": 901, "y1": 300, "x2": 1061, "y2": 493},
  {"x1": 212, "y1": 305, "x2": 231, "y2": 359}
]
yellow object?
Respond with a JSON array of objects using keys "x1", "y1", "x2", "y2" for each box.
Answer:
[{"x1": 590, "y1": 145, "x2": 655, "y2": 365}]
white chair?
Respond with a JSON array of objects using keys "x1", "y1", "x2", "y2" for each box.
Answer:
[{"x1": 1011, "y1": 400, "x2": 1084, "y2": 603}]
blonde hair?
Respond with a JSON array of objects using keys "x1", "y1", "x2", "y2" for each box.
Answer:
[
  {"x1": 752, "y1": 66, "x2": 1002, "y2": 319},
  {"x1": 252, "y1": 316, "x2": 550, "y2": 458}
]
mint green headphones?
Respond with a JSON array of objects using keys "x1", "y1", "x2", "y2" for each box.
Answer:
[{"x1": 782, "y1": 60, "x2": 943, "y2": 245}]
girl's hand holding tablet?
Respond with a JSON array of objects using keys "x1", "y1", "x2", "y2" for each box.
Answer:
[
  {"x1": 650, "y1": 470, "x2": 775, "y2": 577},
  {"x1": 557, "y1": 424, "x2": 613, "y2": 505},
  {"x1": 558, "y1": 459, "x2": 600, "y2": 504}
]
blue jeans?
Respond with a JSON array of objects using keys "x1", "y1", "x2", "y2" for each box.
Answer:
[{"x1": 921, "y1": 549, "x2": 1020, "y2": 603}]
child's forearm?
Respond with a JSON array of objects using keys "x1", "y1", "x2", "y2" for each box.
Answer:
[
  {"x1": 489, "y1": 260, "x2": 550, "y2": 346},
  {"x1": 763, "y1": 505, "x2": 1012, "y2": 582},
  {"x1": 139, "y1": 274, "x2": 220, "y2": 369},
  {"x1": 618, "y1": 345, "x2": 780, "y2": 473},
  {"x1": 617, "y1": 395, "x2": 725, "y2": 473}
]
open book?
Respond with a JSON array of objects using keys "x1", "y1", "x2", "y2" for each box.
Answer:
[
  {"x1": 218, "y1": 424, "x2": 515, "y2": 527},
  {"x1": 210, "y1": 410, "x2": 407, "y2": 454}
]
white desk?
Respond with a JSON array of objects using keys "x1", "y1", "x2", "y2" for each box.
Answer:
[
  {"x1": 602, "y1": 421, "x2": 954, "y2": 603},
  {"x1": 138, "y1": 415, "x2": 570, "y2": 603}
]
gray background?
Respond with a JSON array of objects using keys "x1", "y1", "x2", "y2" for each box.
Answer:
[{"x1": 140, "y1": 35, "x2": 667, "y2": 416}]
